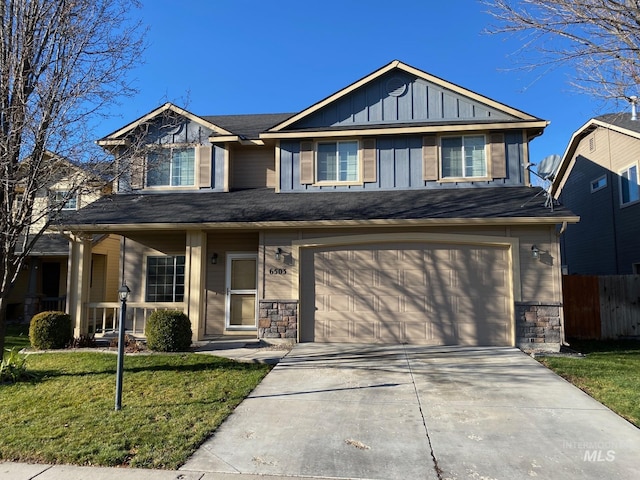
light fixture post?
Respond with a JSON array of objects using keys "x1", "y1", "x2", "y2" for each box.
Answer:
[{"x1": 115, "y1": 283, "x2": 130, "y2": 411}]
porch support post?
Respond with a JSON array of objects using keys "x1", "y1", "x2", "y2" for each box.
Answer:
[
  {"x1": 185, "y1": 230, "x2": 207, "y2": 342},
  {"x1": 66, "y1": 233, "x2": 92, "y2": 337}
]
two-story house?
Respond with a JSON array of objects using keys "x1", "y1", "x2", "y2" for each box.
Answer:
[
  {"x1": 7, "y1": 152, "x2": 112, "y2": 323},
  {"x1": 62, "y1": 60, "x2": 578, "y2": 351},
  {"x1": 552, "y1": 113, "x2": 640, "y2": 274}
]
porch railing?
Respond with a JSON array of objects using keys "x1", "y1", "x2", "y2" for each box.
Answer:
[
  {"x1": 85, "y1": 302, "x2": 186, "y2": 337},
  {"x1": 40, "y1": 296, "x2": 67, "y2": 313}
]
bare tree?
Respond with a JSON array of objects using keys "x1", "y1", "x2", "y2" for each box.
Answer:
[
  {"x1": 0, "y1": 0, "x2": 144, "y2": 353},
  {"x1": 484, "y1": 0, "x2": 640, "y2": 103}
]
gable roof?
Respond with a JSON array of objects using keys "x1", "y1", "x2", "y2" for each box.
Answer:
[
  {"x1": 96, "y1": 103, "x2": 236, "y2": 146},
  {"x1": 60, "y1": 187, "x2": 577, "y2": 231},
  {"x1": 551, "y1": 112, "x2": 640, "y2": 197},
  {"x1": 263, "y1": 60, "x2": 546, "y2": 137}
]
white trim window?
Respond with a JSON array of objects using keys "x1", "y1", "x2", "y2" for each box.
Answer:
[
  {"x1": 52, "y1": 191, "x2": 78, "y2": 210},
  {"x1": 590, "y1": 175, "x2": 607, "y2": 193},
  {"x1": 316, "y1": 140, "x2": 359, "y2": 182},
  {"x1": 147, "y1": 146, "x2": 195, "y2": 187},
  {"x1": 619, "y1": 164, "x2": 639, "y2": 205},
  {"x1": 145, "y1": 255, "x2": 185, "y2": 302},
  {"x1": 441, "y1": 135, "x2": 487, "y2": 178}
]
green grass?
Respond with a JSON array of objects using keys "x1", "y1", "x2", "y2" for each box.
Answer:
[
  {"x1": 539, "y1": 340, "x2": 640, "y2": 427},
  {"x1": 4, "y1": 323, "x2": 31, "y2": 353},
  {"x1": 0, "y1": 351, "x2": 271, "y2": 468}
]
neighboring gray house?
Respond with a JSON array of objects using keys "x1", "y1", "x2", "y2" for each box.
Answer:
[
  {"x1": 61, "y1": 60, "x2": 578, "y2": 351},
  {"x1": 552, "y1": 113, "x2": 640, "y2": 274}
]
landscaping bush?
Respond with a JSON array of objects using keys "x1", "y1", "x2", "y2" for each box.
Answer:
[
  {"x1": 29, "y1": 311, "x2": 73, "y2": 350},
  {"x1": 145, "y1": 310, "x2": 192, "y2": 352},
  {"x1": 0, "y1": 347, "x2": 30, "y2": 383}
]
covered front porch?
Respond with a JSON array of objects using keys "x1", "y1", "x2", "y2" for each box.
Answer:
[{"x1": 65, "y1": 229, "x2": 269, "y2": 341}]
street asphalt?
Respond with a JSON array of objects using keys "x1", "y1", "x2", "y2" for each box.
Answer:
[{"x1": 4, "y1": 343, "x2": 640, "y2": 479}]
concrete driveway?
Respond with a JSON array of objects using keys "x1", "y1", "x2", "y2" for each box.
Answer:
[{"x1": 181, "y1": 344, "x2": 640, "y2": 480}]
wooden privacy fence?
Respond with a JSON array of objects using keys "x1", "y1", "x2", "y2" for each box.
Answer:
[{"x1": 563, "y1": 275, "x2": 640, "y2": 339}]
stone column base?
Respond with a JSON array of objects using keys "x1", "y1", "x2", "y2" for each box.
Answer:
[
  {"x1": 516, "y1": 302, "x2": 563, "y2": 353},
  {"x1": 258, "y1": 300, "x2": 298, "y2": 342}
]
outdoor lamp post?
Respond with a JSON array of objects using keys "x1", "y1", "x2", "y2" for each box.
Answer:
[{"x1": 115, "y1": 283, "x2": 130, "y2": 411}]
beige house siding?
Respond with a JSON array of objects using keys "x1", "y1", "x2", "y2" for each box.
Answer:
[
  {"x1": 121, "y1": 233, "x2": 187, "y2": 303},
  {"x1": 230, "y1": 146, "x2": 276, "y2": 189},
  {"x1": 205, "y1": 232, "x2": 259, "y2": 335},
  {"x1": 92, "y1": 235, "x2": 123, "y2": 302}
]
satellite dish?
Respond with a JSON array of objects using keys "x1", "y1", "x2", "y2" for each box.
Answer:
[
  {"x1": 536, "y1": 154, "x2": 561, "y2": 181},
  {"x1": 522, "y1": 154, "x2": 562, "y2": 211}
]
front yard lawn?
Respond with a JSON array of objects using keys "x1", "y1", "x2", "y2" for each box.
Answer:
[
  {"x1": 4, "y1": 323, "x2": 31, "y2": 354},
  {"x1": 0, "y1": 351, "x2": 271, "y2": 468},
  {"x1": 539, "y1": 340, "x2": 640, "y2": 428}
]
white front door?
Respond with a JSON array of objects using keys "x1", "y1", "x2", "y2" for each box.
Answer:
[{"x1": 225, "y1": 253, "x2": 258, "y2": 330}]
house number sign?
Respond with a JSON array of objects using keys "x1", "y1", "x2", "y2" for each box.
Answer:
[{"x1": 269, "y1": 267, "x2": 287, "y2": 275}]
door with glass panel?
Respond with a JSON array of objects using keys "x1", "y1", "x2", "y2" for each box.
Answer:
[{"x1": 225, "y1": 254, "x2": 258, "y2": 329}]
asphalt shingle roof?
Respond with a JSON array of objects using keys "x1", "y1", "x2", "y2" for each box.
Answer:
[
  {"x1": 202, "y1": 113, "x2": 294, "y2": 139},
  {"x1": 595, "y1": 112, "x2": 640, "y2": 134},
  {"x1": 61, "y1": 187, "x2": 575, "y2": 229}
]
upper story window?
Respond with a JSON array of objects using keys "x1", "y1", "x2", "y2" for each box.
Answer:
[
  {"x1": 316, "y1": 141, "x2": 359, "y2": 183},
  {"x1": 590, "y1": 175, "x2": 607, "y2": 193},
  {"x1": 620, "y1": 164, "x2": 639, "y2": 206},
  {"x1": 147, "y1": 146, "x2": 195, "y2": 187},
  {"x1": 441, "y1": 135, "x2": 487, "y2": 178},
  {"x1": 52, "y1": 191, "x2": 78, "y2": 210}
]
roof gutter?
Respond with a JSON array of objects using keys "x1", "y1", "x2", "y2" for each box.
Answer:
[
  {"x1": 61, "y1": 215, "x2": 580, "y2": 233},
  {"x1": 259, "y1": 121, "x2": 549, "y2": 140}
]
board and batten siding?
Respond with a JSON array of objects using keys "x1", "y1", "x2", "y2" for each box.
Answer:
[
  {"x1": 116, "y1": 117, "x2": 225, "y2": 193},
  {"x1": 278, "y1": 132, "x2": 525, "y2": 192},
  {"x1": 290, "y1": 72, "x2": 515, "y2": 129}
]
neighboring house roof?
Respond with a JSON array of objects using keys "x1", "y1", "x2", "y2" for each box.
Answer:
[
  {"x1": 60, "y1": 187, "x2": 577, "y2": 231},
  {"x1": 551, "y1": 112, "x2": 640, "y2": 197}
]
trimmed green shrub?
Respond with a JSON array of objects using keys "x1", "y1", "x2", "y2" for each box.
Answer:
[
  {"x1": 29, "y1": 311, "x2": 73, "y2": 350},
  {"x1": 145, "y1": 310, "x2": 192, "y2": 352}
]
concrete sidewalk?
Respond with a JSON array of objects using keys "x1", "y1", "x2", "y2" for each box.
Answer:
[{"x1": 0, "y1": 462, "x2": 339, "y2": 480}]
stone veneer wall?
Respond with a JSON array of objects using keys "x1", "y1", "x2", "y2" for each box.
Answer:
[
  {"x1": 258, "y1": 300, "x2": 298, "y2": 340},
  {"x1": 515, "y1": 302, "x2": 563, "y2": 352}
]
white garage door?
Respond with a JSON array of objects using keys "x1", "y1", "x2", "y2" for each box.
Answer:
[{"x1": 300, "y1": 242, "x2": 512, "y2": 345}]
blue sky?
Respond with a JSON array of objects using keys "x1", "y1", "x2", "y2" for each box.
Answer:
[{"x1": 100, "y1": 0, "x2": 617, "y2": 172}]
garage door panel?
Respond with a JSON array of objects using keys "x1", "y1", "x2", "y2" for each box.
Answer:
[
  {"x1": 327, "y1": 295, "x2": 350, "y2": 312},
  {"x1": 403, "y1": 269, "x2": 427, "y2": 287},
  {"x1": 404, "y1": 296, "x2": 427, "y2": 312},
  {"x1": 353, "y1": 322, "x2": 376, "y2": 341},
  {"x1": 377, "y1": 295, "x2": 400, "y2": 312},
  {"x1": 353, "y1": 269, "x2": 375, "y2": 287},
  {"x1": 379, "y1": 322, "x2": 402, "y2": 342},
  {"x1": 305, "y1": 242, "x2": 512, "y2": 346},
  {"x1": 354, "y1": 296, "x2": 375, "y2": 312}
]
